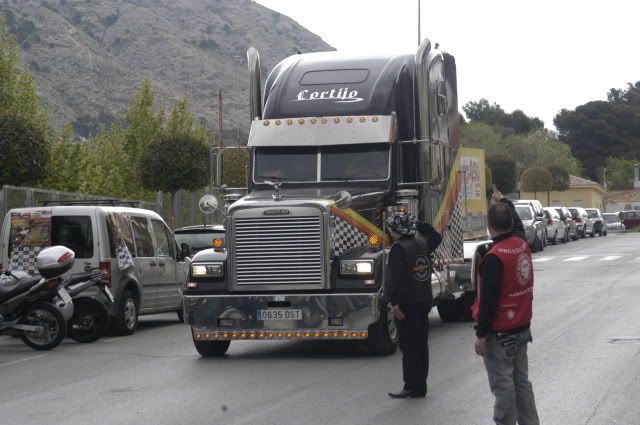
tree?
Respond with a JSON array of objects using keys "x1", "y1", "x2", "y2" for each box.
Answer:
[
  {"x1": 0, "y1": 111, "x2": 48, "y2": 187},
  {"x1": 462, "y1": 98, "x2": 544, "y2": 134},
  {"x1": 125, "y1": 77, "x2": 163, "y2": 167},
  {"x1": 597, "y1": 157, "x2": 637, "y2": 190},
  {"x1": 139, "y1": 135, "x2": 209, "y2": 226},
  {"x1": 520, "y1": 167, "x2": 553, "y2": 200},
  {"x1": 486, "y1": 155, "x2": 517, "y2": 194},
  {"x1": 0, "y1": 16, "x2": 48, "y2": 134},
  {"x1": 43, "y1": 124, "x2": 88, "y2": 192},
  {"x1": 554, "y1": 81, "x2": 640, "y2": 179},
  {"x1": 546, "y1": 165, "x2": 570, "y2": 191}
]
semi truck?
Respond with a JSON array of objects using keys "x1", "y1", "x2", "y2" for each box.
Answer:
[{"x1": 182, "y1": 38, "x2": 488, "y2": 356}]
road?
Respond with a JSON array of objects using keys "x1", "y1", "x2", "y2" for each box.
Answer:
[{"x1": 2, "y1": 233, "x2": 640, "y2": 425}]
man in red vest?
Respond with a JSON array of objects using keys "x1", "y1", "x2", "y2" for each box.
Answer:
[{"x1": 473, "y1": 200, "x2": 540, "y2": 425}]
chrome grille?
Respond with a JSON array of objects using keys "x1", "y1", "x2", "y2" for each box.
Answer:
[{"x1": 233, "y1": 215, "x2": 323, "y2": 286}]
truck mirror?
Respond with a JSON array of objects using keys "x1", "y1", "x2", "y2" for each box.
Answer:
[
  {"x1": 180, "y1": 243, "x2": 191, "y2": 260},
  {"x1": 334, "y1": 191, "x2": 352, "y2": 209}
]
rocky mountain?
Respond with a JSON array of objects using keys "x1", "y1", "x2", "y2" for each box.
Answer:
[{"x1": 0, "y1": 0, "x2": 334, "y2": 141}]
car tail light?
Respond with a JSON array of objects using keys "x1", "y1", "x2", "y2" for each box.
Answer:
[
  {"x1": 547, "y1": 219, "x2": 553, "y2": 225},
  {"x1": 575, "y1": 217, "x2": 581, "y2": 223},
  {"x1": 99, "y1": 261, "x2": 112, "y2": 288}
]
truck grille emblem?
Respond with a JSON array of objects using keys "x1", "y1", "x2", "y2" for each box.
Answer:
[{"x1": 263, "y1": 209, "x2": 291, "y2": 216}]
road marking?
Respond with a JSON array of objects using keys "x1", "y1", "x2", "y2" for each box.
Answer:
[
  {"x1": 600, "y1": 256, "x2": 622, "y2": 261},
  {"x1": 0, "y1": 354, "x2": 46, "y2": 367},
  {"x1": 533, "y1": 257, "x2": 555, "y2": 263},
  {"x1": 563, "y1": 256, "x2": 588, "y2": 262},
  {"x1": 633, "y1": 257, "x2": 640, "y2": 262}
]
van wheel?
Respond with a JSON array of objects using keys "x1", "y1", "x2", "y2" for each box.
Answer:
[
  {"x1": 192, "y1": 330, "x2": 230, "y2": 357},
  {"x1": 367, "y1": 302, "x2": 399, "y2": 355},
  {"x1": 112, "y1": 289, "x2": 138, "y2": 336}
]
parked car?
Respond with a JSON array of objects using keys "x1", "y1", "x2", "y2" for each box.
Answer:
[
  {"x1": 543, "y1": 207, "x2": 567, "y2": 244},
  {"x1": 1, "y1": 205, "x2": 189, "y2": 335},
  {"x1": 554, "y1": 206, "x2": 579, "y2": 241},
  {"x1": 603, "y1": 213, "x2": 625, "y2": 232},
  {"x1": 174, "y1": 224, "x2": 225, "y2": 256},
  {"x1": 515, "y1": 199, "x2": 547, "y2": 246},
  {"x1": 585, "y1": 208, "x2": 607, "y2": 236},
  {"x1": 567, "y1": 207, "x2": 593, "y2": 238},
  {"x1": 617, "y1": 210, "x2": 640, "y2": 231},
  {"x1": 515, "y1": 204, "x2": 545, "y2": 252}
]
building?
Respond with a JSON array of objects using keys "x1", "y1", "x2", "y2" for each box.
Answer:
[
  {"x1": 520, "y1": 175, "x2": 607, "y2": 209},
  {"x1": 603, "y1": 190, "x2": 640, "y2": 213}
]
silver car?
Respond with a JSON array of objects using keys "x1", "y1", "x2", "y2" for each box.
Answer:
[
  {"x1": 554, "y1": 206, "x2": 579, "y2": 241},
  {"x1": 603, "y1": 213, "x2": 625, "y2": 232},
  {"x1": 515, "y1": 204, "x2": 545, "y2": 252},
  {"x1": 543, "y1": 207, "x2": 568, "y2": 244}
]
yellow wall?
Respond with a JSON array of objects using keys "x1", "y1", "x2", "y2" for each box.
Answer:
[{"x1": 520, "y1": 187, "x2": 604, "y2": 209}]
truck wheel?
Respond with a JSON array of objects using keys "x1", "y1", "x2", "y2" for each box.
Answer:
[
  {"x1": 437, "y1": 292, "x2": 474, "y2": 322},
  {"x1": 192, "y1": 331, "x2": 230, "y2": 357},
  {"x1": 367, "y1": 302, "x2": 398, "y2": 355},
  {"x1": 111, "y1": 289, "x2": 138, "y2": 336}
]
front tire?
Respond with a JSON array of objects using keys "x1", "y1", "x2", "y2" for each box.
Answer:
[
  {"x1": 551, "y1": 231, "x2": 558, "y2": 245},
  {"x1": 19, "y1": 301, "x2": 67, "y2": 351},
  {"x1": 192, "y1": 330, "x2": 231, "y2": 357},
  {"x1": 111, "y1": 289, "x2": 139, "y2": 336},
  {"x1": 68, "y1": 298, "x2": 110, "y2": 343},
  {"x1": 367, "y1": 302, "x2": 399, "y2": 355}
]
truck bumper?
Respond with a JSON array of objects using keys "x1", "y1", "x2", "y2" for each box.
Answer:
[{"x1": 184, "y1": 292, "x2": 381, "y2": 340}]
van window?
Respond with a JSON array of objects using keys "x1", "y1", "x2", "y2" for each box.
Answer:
[
  {"x1": 106, "y1": 212, "x2": 136, "y2": 258},
  {"x1": 130, "y1": 217, "x2": 155, "y2": 258},
  {"x1": 51, "y1": 216, "x2": 93, "y2": 259},
  {"x1": 152, "y1": 219, "x2": 174, "y2": 258}
]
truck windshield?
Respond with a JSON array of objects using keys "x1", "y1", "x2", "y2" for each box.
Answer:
[{"x1": 253, "y1": 143, "x2": 390, "y2": 183}]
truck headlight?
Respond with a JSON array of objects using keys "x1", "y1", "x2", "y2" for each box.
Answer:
[
  {"x1": 191, "y1": 263, "x2": 224, "y2": 278},
  {"x1": 340, "y1": 260, "x2": 374, "y2": 275}
]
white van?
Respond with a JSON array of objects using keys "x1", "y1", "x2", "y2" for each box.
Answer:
[{"x1": 0, "y1": 206, "x2": 188, "y2": 335}]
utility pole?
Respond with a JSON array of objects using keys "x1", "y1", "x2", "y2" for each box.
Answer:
[
  {"x1": 603, "y1": 167, "x2": 607, "y2": 190},
  {"x1": 417, "y1": 0, "x2": 421, "y2": 46},
  {"x1": 218, "y1": 89, "x2": 223, "y2": 148}
]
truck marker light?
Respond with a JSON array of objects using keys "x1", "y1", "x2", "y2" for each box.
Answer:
[
  {"x1": 342, "y1": 331, "x2": 349, "y2": 337},
  {"x1": 360, "y1": 332, "x2": 367, "y2": 338},
  {"x1": 286, "y1": 332, "x2": 293, "y2": 338},
  {"x1": 222, "y1": 332, "x2": 229, "y2": 339},
  {"x1": 359, "y1": 117, "x2": 366, "y2": 123},
  {"x1": 287, "y1": 119, "x2": 293, "y2": 125},
  {"x1": 334, "y1": 117, "x2": 341, "y2": 123},
  {"x1": 332, "y1": 332, "x2": 339, "y2": 337},
  {"x1": 310, "y1": 118, "x2": 317, "y2": 124},
  {"x1": 304, "y1": 331, "x2": 311, "y2": 338},
  {"x1": 213, "y1": 332, "x2": 219, "y2": 339},
  {"x1": 351, "y1": 332, "x2": 358, "y2": 338},
  {"x1": 240, "y1": 332, "x2": 247, "y2": 339},
  {"x1": 298, "y1": 119, "x2": 305, "y2": 125},
  {"x1": 263, "y1": 120, "x2": 270, "y2": 126},
  {"x1": 258, "y1": 332, "x2": 265, "y2": 339},
  {"x1": 323, "y1": 332, "x2": 329, "y2": 337},
  {"x1": 295, "y1": 331, "x2": 302, "y2": 338},
  {"x1": 275, "y1": 120, "x2": 281, "y2": 126},
  {"x1": 268, "y1": 332, "x2": 274, "y2": 338},
  {"x1": 346, "y1": 117, "x2": 353, "y2": 123},
  {"x1": 277, "y1": 332, "x2": 283, "y2": 338},
  {"x1": 194, "y1": 332, "x2": 202, "y2": 340},
  {"x1": 249, "y1": 332, "x2": 256, "y2": 339},
  {"x1": 372, "y1": 116, "x2": 379, "y2": 122},
  {"x1": 204, "y1": 332, "x2": 211, "y2": 340},
  {"x1": 231, "y1": 332, "x2": 238, "y2": 339}
]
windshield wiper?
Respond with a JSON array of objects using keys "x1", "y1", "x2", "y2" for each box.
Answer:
[
  {"x1": 322, "y1": 176, "x2": 352, "y2": 182},
  {"x1": 257, "y1": 175, "x2": 287, "y2": 182}
]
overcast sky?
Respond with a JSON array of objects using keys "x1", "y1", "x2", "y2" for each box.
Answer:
[{"x1": 255, "y1": 0, "x2": 639, "y2": 130}]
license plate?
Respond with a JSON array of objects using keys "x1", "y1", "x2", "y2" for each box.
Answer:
[
  {"x1": 103, "y1": 286, "x2": 115, "y2": 303},
  {"x1": 58, "y1": 287, "x2": 72, "y2": 304},
  {"x1": 257, "y1": 309, "x2": 302, "y2": 321}
]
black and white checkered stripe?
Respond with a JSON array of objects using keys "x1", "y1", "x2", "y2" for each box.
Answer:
[{"x1": 333, "y1": 216, "x2": 369, "y2": 257}]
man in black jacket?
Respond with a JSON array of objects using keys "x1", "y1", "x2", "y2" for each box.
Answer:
[{"x1": 387, "y1": 209, "x2": 442, "y2": 399}]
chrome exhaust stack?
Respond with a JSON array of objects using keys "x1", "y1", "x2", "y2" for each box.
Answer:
[{"x1": 247, "y1": 47, "x2": 262, "y2": 121}]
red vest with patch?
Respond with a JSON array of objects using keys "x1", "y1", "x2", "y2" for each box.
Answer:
[{"x1": 472, "y1": 236, "x2": 533, "y2": 331}]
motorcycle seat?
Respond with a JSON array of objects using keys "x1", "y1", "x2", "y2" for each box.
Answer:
[{"x1": 0, "y1": 274, "x2": 43, "y2": 304}]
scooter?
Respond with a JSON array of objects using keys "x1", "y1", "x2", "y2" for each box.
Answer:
[
  {"x1": 63, "y1": 269, "x2": 114, "y2": 343},
  {"x1": 0, "y1": 246, "x2": 75, "y2": 350}
]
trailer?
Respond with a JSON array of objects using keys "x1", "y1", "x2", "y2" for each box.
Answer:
[{"x1": 183, "y1": 39, "x2": 488, "y2": 356}]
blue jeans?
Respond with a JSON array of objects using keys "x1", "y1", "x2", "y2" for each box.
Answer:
[{"x1": 483, "y1": 329, "x2": 540, "y2": 425}]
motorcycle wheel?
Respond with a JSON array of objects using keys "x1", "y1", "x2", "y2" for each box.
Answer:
[
  {"x1": 19, "y1": 301, "x2": 67, "y2": 351},
  {"x1": 68, "y1": 298, "x2": 110, "y2": 343}
]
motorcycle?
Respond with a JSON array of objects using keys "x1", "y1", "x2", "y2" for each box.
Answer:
[
  {"x1": 0, "y1": 246, "x2": 75, "y2": 350},
  {"x1": 63, "y1": 269, "x2": 114, "y2": 343}
]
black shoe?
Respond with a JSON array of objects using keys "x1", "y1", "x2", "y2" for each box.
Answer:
[{"x1": 389, "y1": 389, "x2": 413, "y2": 399}]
